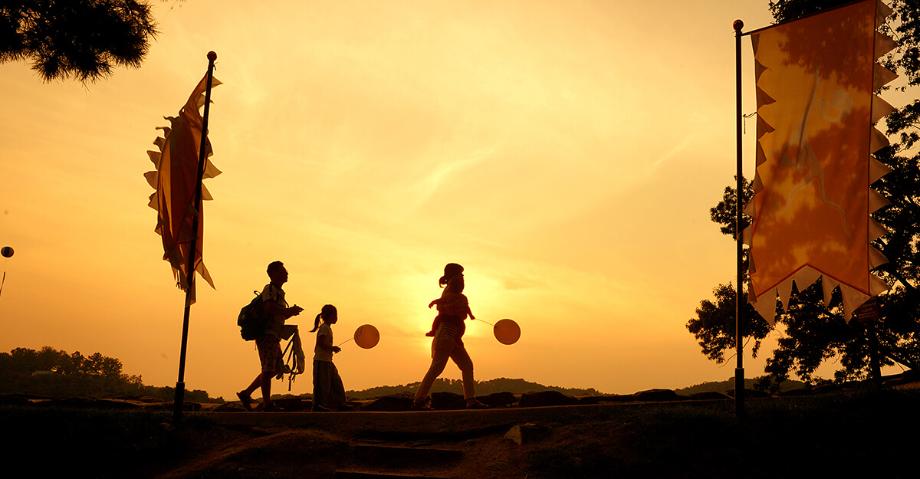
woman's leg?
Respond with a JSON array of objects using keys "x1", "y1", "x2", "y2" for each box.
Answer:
[
  {"x1": 414, "y1": 336, "x2": 455, "y2": 403},
  {"x1": 449, "y1": 342, "x2": 475, "y2": 400}
]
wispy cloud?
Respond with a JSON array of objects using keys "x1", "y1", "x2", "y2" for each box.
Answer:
[
  {"x1": 651, "y1": 134, "x2": 695, "y2": 169},
  {"x1": 407, "y1": 145, "x2": 498, "y2": 208}
]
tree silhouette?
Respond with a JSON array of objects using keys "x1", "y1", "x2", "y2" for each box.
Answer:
[
  {"x1": 688, "y1": 0, "x2": 920, "y2": 389},
  {"x1": 0, "y1": 0, "x2": 157, "y2": 81}
]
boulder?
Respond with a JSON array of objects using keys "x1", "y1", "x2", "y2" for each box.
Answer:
[
  {"x1": 579, "y1": 394, "x2": 634, "y2": 404},
  {"x1": 432, "y1": 391, "x2": 466, "y2": 410},
  {"x1": 505, "y1": 422, "x2": 551, "y2": 445},
  {"x1": 634, "y1": 389, "x2": 682, "y2": 402},
  {"x1": 361, "y1": 395, "x2": 413, "y2": 411},
  {"x1": 519, "y1": 391, "x2": 578, "y2": 407},
  {"x1": 478, "y1": 392, "x2": 517, "y2": 408}
]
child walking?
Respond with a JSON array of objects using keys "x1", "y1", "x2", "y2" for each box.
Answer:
[{"x1": 310, "y1": 304, "x2": 346, "y2": 411}]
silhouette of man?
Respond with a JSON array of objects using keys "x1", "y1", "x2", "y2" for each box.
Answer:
[{"x1": 238, "y1": 261, "x2": 303, "y2": 411}]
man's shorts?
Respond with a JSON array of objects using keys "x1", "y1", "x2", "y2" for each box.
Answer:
[{"x1": 256, "y1": 335, "x2": 283, "y2": 376}]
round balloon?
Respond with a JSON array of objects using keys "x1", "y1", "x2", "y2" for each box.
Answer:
[
  {"x1": 493, "y1": 319, "x2": 521, "y2": 345},
  {"x1": 354, "y1": 324, "x2": 380, "y2": 349},
  {"x1": 1, "y1": 246, "x2": 12, "y2": 258}
]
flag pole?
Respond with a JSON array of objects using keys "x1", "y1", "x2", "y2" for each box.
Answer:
[
  {"x1": 733, "y1": 20, "x2": 746, "y2": 420},
  {"x1": 173, "y1": 51, "x2": 218, "y2": 422}
]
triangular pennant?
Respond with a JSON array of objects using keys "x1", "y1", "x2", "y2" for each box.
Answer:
[
  {"x1": 840, "y1": 286, "x2": 870, "y2": 321},
  {"x1": 870, "y1": 129, "x2": 890, "y2": 155},
  {"x1": 869, "y1": 246, "x2": 887, "y2": 269},
  {"x1": 792, "y1": 267, "x2": 821, "y2": 292},
  {"x1": 756, "y1": 115, "x2": 774, "y2": 138},
  {"x1": 777, "y1": 280, "x2": 793, "y2": 308},
  {"x1": 753, "y1": 291, "x2": 777, "y2": 325},
  {"x1": 154, "y1": 136, "x2": 167, "y2": 150},
  {"x1": 874, "y1": 32, "x2": 897, "y2": 58},
  {"x1": 756, "y1": 87, "x2": 776, "y2": 107},
  {"x1": 147, "y1": 192, "x2": 158, "y2": 210},
  {"x1": 203, "y1": 160, "x2": 222, "y2": 179},
  {"x1": 754, "y1": 60, "x2": 767, "y2": 81},
  {"x1": 868, "y1": 189, "x2": 889, "y2": 212},
  {"x1": 872, "y1": 95, "x2": 896, "y2": 124},
  {"x1": 201, "y1": 184, "x2": 213, "y2": 201},
  {"x1": 870, "y1": 275, "x2": 888, "y2": 296},
  {"x1": 821, "y1": 276, "x2": 838, "y2": 306},
  {"x1": 869, "y1": 219, "x2": 887, "y2": 241},
  {"x1": 874, "y1": 63, "x2": 898, "y2": 90},
  {"x1": 755, "y1": 143, "x2": 767, "y2": 167},
  {"x1": 144, "y1": 171, "x2": 158, "y2": 189},
  {"x1": 147, "y1": 150, "x2": 161, "y2": 167},
  {"x1": 876, "y1": 0, "x2": 894, "y2": 27},
  {"x1": 869, "y1": 157, "x2": 893, "y2": 182},
  {"x1": 197, "y1": 261, "x2": 215, "y2": 288}
]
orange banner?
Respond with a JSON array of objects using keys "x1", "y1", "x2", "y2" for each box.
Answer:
[
  {"x1": 145, "y1": 75, "x2": 221, "y2": 301},
  {"x1": 747, "y1": 0, "x2": 892, "y2": 320}
]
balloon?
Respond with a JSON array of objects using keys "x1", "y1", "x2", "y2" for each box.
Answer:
[
  {"x1": 1, "y1": 246, "x2": 12, "y2": 258},
  {"x1": 493, "y1": 319, "x2": 520, "y2": 345},
  {"x1": 354, "y1": 324, "x2": 380, "y2": 349}
]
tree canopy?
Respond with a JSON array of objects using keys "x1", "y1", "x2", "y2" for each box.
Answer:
[
  {"x1": 0, "y1": 0, "x2": 157, "y2": 81},
  {"x1": 688, "y1": 0, "x2": 920, "y2": 390}
]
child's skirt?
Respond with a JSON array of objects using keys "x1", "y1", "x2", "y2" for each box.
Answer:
[{"x1": 312, "y1": 360, "x2": 346, "y2": 411}]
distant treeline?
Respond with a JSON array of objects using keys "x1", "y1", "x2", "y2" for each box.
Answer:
[
  {"x1": 675, "y1": 376, "x2": 806, "y2": 396},
  {"x1": 347, "y1": 377, "x2": 602, "y2": 399},
  {"x1": 0, "y1": 346, "x2": 218, "y2": 403}
]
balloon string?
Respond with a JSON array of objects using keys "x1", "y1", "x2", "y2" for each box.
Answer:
[
  {"x1": 0, "y1": 272, "x2": 5, "y2": 298},
  {"x1": 476, "y1": 318, "x2": 493, "y2": 326},
  {"x1": 336, "y1": 337, "x2": 354, "y2": 347}
]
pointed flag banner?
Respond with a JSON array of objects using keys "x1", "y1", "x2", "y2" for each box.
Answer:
[
  {"x1": 746, "y1": 0, "x2": 895, "y2": 321},
  {"x1": 145, "y1": 74, "x2": 221, "y2": 301}
]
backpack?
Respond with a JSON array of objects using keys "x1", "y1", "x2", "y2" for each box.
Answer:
[{"x1": 238, "y1": 291, "x2": 269, "y2": 340}]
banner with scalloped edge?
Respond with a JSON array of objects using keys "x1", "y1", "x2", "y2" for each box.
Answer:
[
  {"x1": 745, "y1": 0, "x2": 895, "y2": 322},
  {"x1": 144, "y1": 74, "x2": 221, "y2": 302}
]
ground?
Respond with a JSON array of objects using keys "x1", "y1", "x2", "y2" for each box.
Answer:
[{"x1": 2, "y1": 389, "x2": 918, "y2": 478}]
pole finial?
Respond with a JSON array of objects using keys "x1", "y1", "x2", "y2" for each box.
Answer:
[
  {"x1": 733, "y1": 19, "x2": 744, "y2": 32},
  {"x1": 207, "y1": 51, "x2": 217, "y2": 62}
]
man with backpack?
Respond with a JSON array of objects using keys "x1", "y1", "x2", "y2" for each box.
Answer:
[{"x1": 237, "y1": 260, "x2": 304, "y2": 411}]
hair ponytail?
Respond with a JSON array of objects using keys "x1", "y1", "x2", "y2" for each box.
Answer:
[{"x1": 311, "y1": 304, "x2": 337, "y2": 333}]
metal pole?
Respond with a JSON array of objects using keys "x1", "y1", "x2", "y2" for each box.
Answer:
[
  {"x1": 174, "y1": 51, "x2": 218, "y2": 422},
  {"x1": 733, "y1": 19, "x2": 745, "y2": 420}
]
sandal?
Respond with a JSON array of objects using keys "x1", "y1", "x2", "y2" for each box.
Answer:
[
  {"x1": 412, "y1": 397, "x2": 431, "y2": 410},
  {"x1": 237, "y1": 391, "x2": 254, "y2": 411}
]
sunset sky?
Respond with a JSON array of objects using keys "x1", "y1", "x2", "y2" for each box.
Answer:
[{"x1": 2, "y1": 0, "x2": 895, "y2": 400}]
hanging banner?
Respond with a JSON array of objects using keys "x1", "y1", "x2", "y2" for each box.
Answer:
[
  {"x1": 144, "y1": 74, "x2": 221, "y2": 301},
  {"x1": 746, "y1": 0, "x2": 895, "y2": 321}
]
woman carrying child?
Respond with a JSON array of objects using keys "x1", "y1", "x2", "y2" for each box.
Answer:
[
  {"x1": 413, "y1": 263, "x2": 487, "y2": 409},
  {"x1": 310, "y1": 304, "x2": 347, "y2": 411}
]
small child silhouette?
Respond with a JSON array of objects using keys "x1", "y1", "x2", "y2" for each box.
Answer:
[{"x1": 425, "y1": 263, "x2": 474, "y2": 337}]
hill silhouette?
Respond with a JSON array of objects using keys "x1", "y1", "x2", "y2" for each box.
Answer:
[
  {"x1": 675, "y1": 376, "x2": 806, "y2": 395},
  {"x1": 346, "y1": 377, "x2": 602, "y2": 399}
]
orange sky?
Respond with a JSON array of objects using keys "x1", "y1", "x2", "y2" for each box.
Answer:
[{"x1": 2, "y1": 0, "x2": 885, "y2": 399}]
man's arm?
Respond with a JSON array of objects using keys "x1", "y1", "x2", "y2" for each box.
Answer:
[{"x1": 263, "y1": 301, "x2": 302, "y2": 320}]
